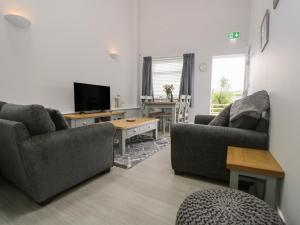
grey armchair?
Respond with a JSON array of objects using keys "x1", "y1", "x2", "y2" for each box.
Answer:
[
  {"x1": 0, "y1": 104, "x2": 115, "y2": 204},
  {"x1": 171, "y1": 115, "x2": 269, "y2": 181}
]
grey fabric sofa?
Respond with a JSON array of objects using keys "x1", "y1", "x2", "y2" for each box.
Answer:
[
  {"x1": 0, "y1": 103, "x2": 115, "y2": 204},
  {"x1": 171, "y1": 91, "x2": 270, "y2": 182}
]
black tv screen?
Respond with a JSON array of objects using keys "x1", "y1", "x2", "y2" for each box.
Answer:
[{"x1": 74, "y1": 82, "x2": 110, "y2": 112}]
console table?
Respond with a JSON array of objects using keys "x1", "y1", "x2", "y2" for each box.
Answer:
[
  {"x1": 226, "y1": 146, "x2": 285, "y2": 208},
  {"x1": 64, "y1": 111, "x2": 125, "y2": 128}
]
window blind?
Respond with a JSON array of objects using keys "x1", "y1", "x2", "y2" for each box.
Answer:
[{"x1": 152, "y1": 57, "x2": 183, "y2": 99}]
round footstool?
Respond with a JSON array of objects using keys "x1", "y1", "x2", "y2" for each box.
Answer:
[{"x1": 176, "y1": 189, "x2": 284, "y2": 225}]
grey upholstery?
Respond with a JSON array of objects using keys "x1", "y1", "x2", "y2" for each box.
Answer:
[
  {"x1": 0, "y1": 105, "x2": 115, "y2": 204},
  {"x1": 0, "y1": 101, "x2": 6, "y2": 110},
  {"x1": 256, "y1": 110, "x2": 270, "y2": 133},
  {"x1": 230, "y1": 90, "x2": 270, "y2": 130},
  {"x1": 209, "y1": 104, "x2": 232, "y2": 127},
  {"x1": 194, "y1": 115, "x2": 215, "y2": 125},
  {"x1": 171, "y1": 92, "x2": 270, "y2": 181},
  {"x1": 46, "y1": 108, "x2": 69, "y2": 130},
  {"x1": 0, "y1": 104, "x2": 56, "y2": 135},
  {"x1": 171, "y1": 123, "x2": 268, "y2": 181}
]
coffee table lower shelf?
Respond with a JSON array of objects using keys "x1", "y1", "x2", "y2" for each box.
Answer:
[{"x1": 226, "y1": 146, "x2": 285, "y2": 208}]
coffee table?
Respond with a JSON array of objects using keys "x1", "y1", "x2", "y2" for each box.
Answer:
[{"x1": 110, "y1": 117, "x2": 159, "y2": 155}]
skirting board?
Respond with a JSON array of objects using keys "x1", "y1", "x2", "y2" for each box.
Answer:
[{"x1": 277, "y1": 207, "x2": 287, "y2": 224}]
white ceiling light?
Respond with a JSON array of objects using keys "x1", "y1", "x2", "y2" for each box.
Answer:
[{"x1": 4, "y1": 14, "x2": 31, "y2": 28}]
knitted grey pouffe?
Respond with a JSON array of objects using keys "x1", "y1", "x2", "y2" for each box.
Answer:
[{"x1": 176, "y1": 189, "x2": 284, "y2": 225}]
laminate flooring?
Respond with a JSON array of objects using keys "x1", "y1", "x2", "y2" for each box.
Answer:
[{"x1": 0, "y1": 146, "x2": 224, "y2": 225}]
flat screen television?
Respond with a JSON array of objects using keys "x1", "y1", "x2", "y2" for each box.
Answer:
[{"x1": 74, "y1": 82, "x2": 110, "y2": 112}]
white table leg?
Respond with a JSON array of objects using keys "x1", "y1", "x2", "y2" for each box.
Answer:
[
  {"x1": 264, "y1": 176, "x2": 277, "y2": 208},
  {"x1": 153, "y1": 124, "x2": 158, "y2": 140},
  {"x1": 118, "y1": 130, "x2": 126, "y2": 156},
  {"x1": 229, "y1": 170, "x2": 239, "y2": 189}
]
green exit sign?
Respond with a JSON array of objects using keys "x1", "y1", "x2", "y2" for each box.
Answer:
[{"x1": 228, "y1": 32, "x2": 240, "y2": 40}]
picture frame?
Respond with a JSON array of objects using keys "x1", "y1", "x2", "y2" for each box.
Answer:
[
  {"x1": 273, "y1": 0, "x2": 280, "y2": 9},
  {"x1": 261, "y1": 10, "x2": 270, "y2": 52}
]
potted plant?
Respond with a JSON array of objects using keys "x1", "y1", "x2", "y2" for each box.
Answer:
[{"x1": 163, "y1": 84, "x2": 174, "y2": 102}]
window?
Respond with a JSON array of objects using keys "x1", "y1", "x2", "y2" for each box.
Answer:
[
  {"x1": 152, "y1": 57, "x2": 183, "y2": 99},
  {"x1": 210, "y1": 55, "x2": 246, "y2": 115}
]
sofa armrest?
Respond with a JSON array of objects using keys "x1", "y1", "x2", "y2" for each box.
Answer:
[
  {"x1": 19, "y1": 122, "x2": 116, "y2": 202},
  {"x1": 0, "y1": 119, "x2": 30, "y2": 142},
  {"x1": 0, "y1": 119, "x2": 31, "y2": 191},
  {"x1": 194, "y1": 115, "x2": 215, "y2": 125},
  {"x1": 171, "y1": 124, "x2": 268, "y2": 180}
]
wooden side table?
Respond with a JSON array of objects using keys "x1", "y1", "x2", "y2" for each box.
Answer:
[{"x1": 226, "y1": 146, "x2": 285, "y2": 208}]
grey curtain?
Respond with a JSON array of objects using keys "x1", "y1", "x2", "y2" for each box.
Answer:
[
  {"x1": 142, "y1": 56, "x2": 153, "y2": 96},
  {"x1": 179, "y1": 53, "x2": 195, "y2": 97}
]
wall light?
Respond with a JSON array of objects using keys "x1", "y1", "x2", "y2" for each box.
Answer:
[
  {"x1": 109, "y1": 50, "x2": 120, "y2": 59},
  {"x1": 4, "y1": 14, "x2": 31, "y2": 28}
]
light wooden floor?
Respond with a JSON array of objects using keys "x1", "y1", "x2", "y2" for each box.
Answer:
[{"x1": 0, "y1": 146, "x2": 224, "y2": 225}]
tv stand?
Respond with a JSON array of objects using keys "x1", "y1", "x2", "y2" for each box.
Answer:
[
  {"x1": 79, "y1": 110, "x2": 112, "y2": 115},
  {"x1": 64, "y1": 111, "x2": 126, "y2": 128}
]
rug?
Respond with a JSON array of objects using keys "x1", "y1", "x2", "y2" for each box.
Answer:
[{"x1": 113, "y1": 135, "x2": 170, "y2": 169}]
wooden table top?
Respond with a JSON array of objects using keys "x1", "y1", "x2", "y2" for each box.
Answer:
[
  {"x1": 226, "y1": 146, "x2": 285, "y2": 178},
  {"x1": 64, "y1": 111, "x2": 125, "y2": 119},
  {"x1": 144, "y1": 102, "x2": 177, "y2": 106},
  {"x1": 109, "y1": 117, "x2": 159, "y2": 130}
]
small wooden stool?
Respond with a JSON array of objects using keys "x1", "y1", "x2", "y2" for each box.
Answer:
[{"x1": 226, "y1": 146, "x2": 285, "y2": 208}]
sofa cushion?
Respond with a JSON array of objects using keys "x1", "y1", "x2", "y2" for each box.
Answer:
[
  {"x1": 229, "y1": 91, "x2": 270, "y2": 130},
  {"x1": 209, "y1": 104, "x2": 232, "y2": 127},
  {"x1": 0, "y1": 104, "x2": 56, "y2": 136},
  {"x1": 256, "y1": 111, "x2": 270, "y2": 133},
  {"x1": 46, "y1": 108, "x2": 69, "y2": 130},
  {"x1": 0, "y1": 101, "x2": 6, "y2": 111}
]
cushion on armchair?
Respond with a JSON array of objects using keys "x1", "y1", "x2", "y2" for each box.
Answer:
[
  {"x1": 46, "y1": 108, "x2": 69, "y2": 130},
  {"x1": 0, "y1": 104, "x2": 56, "y2": 135},
  {"x1": 209, "y1": 104, "x2": 232, "y2": 127},
  {"x1": 256, "y1": 110, "x2": 270, "y2": 133},
  {"x1": 229, "y1": 90, "x2": 270, "y2": 130}
]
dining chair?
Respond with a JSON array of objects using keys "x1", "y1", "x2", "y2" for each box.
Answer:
[
  {"x1": 177, "y1": 95, "x2": 187, "y2": 123},
  {"x1": 183, "y1": 95, "x2": 192, "y2": 123}
]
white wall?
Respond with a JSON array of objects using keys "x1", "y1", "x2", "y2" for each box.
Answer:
[
  {"x1": 138, "y1": 0, "x2": 251, "y2": 117},
  {"x1": 248, "y1": 0, "x2": 300, "y2": 224},
  {"x1": 0, "y1": 0, "x2": 251, "y2": 116},
  {"x1": 0, "y1": 0, "x2": 139, "y2": 113}
]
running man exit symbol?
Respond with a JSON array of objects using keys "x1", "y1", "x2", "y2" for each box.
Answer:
[{"x1": 228, "y1": 32, "x2": 240, "y2": 40}]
